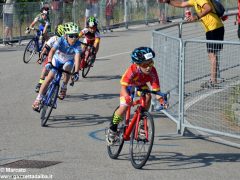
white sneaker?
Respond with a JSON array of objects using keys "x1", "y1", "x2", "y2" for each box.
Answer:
[{"x1": 106, "y1": 129, "x2": 117, "y2": 145}]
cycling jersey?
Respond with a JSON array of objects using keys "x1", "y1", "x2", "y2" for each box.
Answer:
[
  {"x1": 46, "y1": 35, "x2": 58, "y2": 48},
  {"x1": 34, "y1": 13, "x2": 50, "y2": 27},
  {"x1": 33, "y1": 13, "x2": 51, "y2": 32},
  {"x1": 53, "y1": 36, "x2": 81, "y2": 63},
  {"x1": 79, "y1": 28, "x2": 100, "y2": 45},
  {"x1": 120, "y1": 64, "x2": 160, "y2": 91}
]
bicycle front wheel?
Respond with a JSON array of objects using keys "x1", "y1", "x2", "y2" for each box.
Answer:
[
  {"x1": 130, "y1": 111, "x2": 155, "y2": 169},
  {"x1": 23, "y1": 39, "x2": 38, "y2": 63},
  {"x1": 40, "y1": 84, "x2": 59, "y2": 127},
  {"x1": 107, "y1": 106, "x2": 125, "y2": 159},
  {"x1": 82, "y1": 56, "x2": 94, "y2": 78}
]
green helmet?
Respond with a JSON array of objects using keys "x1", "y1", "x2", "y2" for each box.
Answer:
[
  {"x1": 64, "y1": 22, "x2": 80, "y2": 34},
  {"x1": 87, "y1": 16, "x2": 98, "y2": 28},
  {"x1": 55, "y1": 24, "x2": 65, "y2": 37}
]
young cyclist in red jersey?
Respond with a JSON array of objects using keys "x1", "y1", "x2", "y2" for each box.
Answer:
[
  {"x1": 78, "y1": 16, "x2": 100, "y2": 67},
  {"x1": 106, "y1": 47, "x2": 165, "y2": 145}
]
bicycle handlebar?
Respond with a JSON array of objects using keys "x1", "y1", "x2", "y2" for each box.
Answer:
[
  {"x1": 135, "y1": 88, "x2": 169, "y2": 99},
  {"x1": 132, "y1": 88, "x2": 170, "y2": 110},
  {"x1": 79, "y1": 41, "x2": 96, "y2": 51}
]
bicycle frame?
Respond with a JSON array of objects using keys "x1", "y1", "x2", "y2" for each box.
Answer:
[
  {"x1": 80, "y1": 45, "x2": 94, "y2": 69},
  {"x1": 123, "y1": 95, "x2": 146, "y2": 141},
  {"x1": 42, "y1": 64, "x2": 70, "y2": 106},
  {"x1": 122, "y1": 89, "x2": 169, "y2": 141},
  {"x1": 34, "y1": 29, "x2": 43, "y2": 53},
  {"x1": 42, "y1": 70, "x2": 62, "y2": 107}
]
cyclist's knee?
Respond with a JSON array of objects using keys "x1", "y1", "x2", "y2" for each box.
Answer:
[{"x1": 63, "y1": 61, "x2": 74, "y2": 72}]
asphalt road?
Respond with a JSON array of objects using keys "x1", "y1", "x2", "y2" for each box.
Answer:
[{"x1": 0, "y1": 24, "x2": 239, "y2": 180}]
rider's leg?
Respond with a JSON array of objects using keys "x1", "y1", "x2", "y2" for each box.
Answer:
[
  {"x1": 32, "y1": 70, "x2": 55, "y2": 110},
  {"x1": 58, "y1": 61, "x2": 74, "y2": 100},
  {"x1": 35, "y1": 58, "x2": 49, "y2": 92},
  {"x1": 145, "y1": 93, "x2": 152, "y2": 110},
  {"x1": 109, "y1": 105, "x2": 128, "y2": 132},
  {"x1": 80, "y1": 46, "x2": 87, "y2": 69}
]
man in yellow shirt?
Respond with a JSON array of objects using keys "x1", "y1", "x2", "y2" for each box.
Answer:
[{"x1": 163, "y1": 0, "x2": 224, "y2": 87}]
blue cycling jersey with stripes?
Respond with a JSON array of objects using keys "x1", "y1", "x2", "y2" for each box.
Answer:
[{"x1": 53, "y1": 36, "x2": 82, "y2": 63}]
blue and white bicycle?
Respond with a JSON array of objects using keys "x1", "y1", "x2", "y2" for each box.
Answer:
[{"x1": 38, "y1": 63, "x2": 72, "y2": 127}]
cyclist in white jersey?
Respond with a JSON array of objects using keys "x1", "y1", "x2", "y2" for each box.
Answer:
[{"x1": 32, "y1": 22, "x2": 81, "y2": 110}]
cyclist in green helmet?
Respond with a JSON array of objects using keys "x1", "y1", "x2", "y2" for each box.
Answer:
[
  {"x1": 79, "y1": 16, "x2": 100, "y2": 68},
  {"x1": 35, "y1": 24, "x2": 65, "y2": 93}
]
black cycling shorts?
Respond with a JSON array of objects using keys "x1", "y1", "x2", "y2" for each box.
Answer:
[{"x1": 206, "y1": 26, "x2": 224, "y2": 53}]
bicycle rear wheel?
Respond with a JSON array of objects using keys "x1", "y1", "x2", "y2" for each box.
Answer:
[
  {"x1": 130, "y1": 111, "x2": 155, "y2": 169},
  {"x1": 40, "y1": 84, "x2": 59, "y2": 127},
  {"x1": 107, "y1": 106, "x2": 125, "y2": 159},
  {"x1": 82, "y1": 56, "x2": 94, "y2": 78},
  {"x1": 23, "y1": 39, "x2": 38, "y2": 63}
]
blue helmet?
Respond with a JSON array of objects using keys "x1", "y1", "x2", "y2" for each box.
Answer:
[{"x1": 131, "y1": 47, "x2": 155, "y2": 64}]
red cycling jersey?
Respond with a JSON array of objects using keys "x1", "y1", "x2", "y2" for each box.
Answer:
[
  {"x1": 120, "y1": 64, "x2": 160, "y2": 91},
  {"x1": 79, "y1": 27, "x2": 101, "y2": 45}
]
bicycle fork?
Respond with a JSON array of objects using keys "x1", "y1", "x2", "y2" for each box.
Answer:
[{"x1": 124, "y1": 108, "x2": 148, "y2": 141}]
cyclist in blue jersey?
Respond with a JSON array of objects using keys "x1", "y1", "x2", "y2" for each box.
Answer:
[
  {"x1": 35, "y1": 24, "x2": 65, "y2": 93},
  {"x1": 32, "y1": 22, "x2": 81, "y2": 110}
]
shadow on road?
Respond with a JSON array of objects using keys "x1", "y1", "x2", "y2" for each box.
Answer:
[
  {"x1": 65, "y1": 93, "x2": 119, "y2": 102},
  {"x1": 45, "y1": 113, "x2": 110, "y2": 128},
  {"x1": 146, "y1": 151, "x2": 240, "y2": 170},
  {"x1": 84, "y1": 75, "x2": 121, "y2": 81}
]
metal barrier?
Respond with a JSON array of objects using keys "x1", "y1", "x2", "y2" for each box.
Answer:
[
  {"x1": 152, "y1": 13, "x2": 240, "y2": 140},
  {"x1": 0, "y1": 0, "x2": 238, "y2": 44}
]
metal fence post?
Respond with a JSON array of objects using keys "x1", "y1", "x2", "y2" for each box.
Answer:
[
  {"x1": 72, "y1": 0, "x2": 76, "y2": 23},
  {"x1": 124, "y1": 0, "x2": 128, "y2": 29},
  {"x1": 144, "y1": 0, "x2": 148, "y2": 25},
  {"x1": 179, "y1": 39, "x2": 185, "y2": 135}
]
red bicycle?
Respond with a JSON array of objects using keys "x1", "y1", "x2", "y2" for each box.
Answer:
[
  {"x1": 106, "y1": 88, "x2": 169, "y2": 169},
  {"x1": 80, "y1": 43, "x2": 96, "y2": 78}
]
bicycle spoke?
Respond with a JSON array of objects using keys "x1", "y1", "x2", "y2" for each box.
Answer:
[
  {"x1": 23, "y1": 39, "x2": 37, "y2": 63},
  {"x1": 130, "y1": 111, "x2": 154, "y2": 169},
  {"x1": 107, "y1": 106, "x2": 125, "y2": 159}
]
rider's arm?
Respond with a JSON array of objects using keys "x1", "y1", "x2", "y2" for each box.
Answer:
[
  {"x1": 149, "y1": 67, "x2": 161, "y2": 92},
  {"x1": 29, "y1": 16, "x2": 39, "y2": 29},
  {"x1": 29, "y1": 21, "x2": 36, "y2": 29},
  {"x1": 43, "y1": 21, "x2": 50, "y2": 35},
  {"x1": 47, "y1": 47, "x2": 56, "y2": 63},
  {"x1": 167, "y1": 0, "x2": 191, "y2": 7},
  {"x1": 78, "y1": 31, "x2": 84, "y2": 38},
  {"x1": 93, "y1": 37, "x2": 100, "y2": 52},
  {"x1": 74, "y1": 53, "x2": 81, "y2": 73},
  {"x1": 120, "y1": 85, "x2": 130, "y2": 97}
]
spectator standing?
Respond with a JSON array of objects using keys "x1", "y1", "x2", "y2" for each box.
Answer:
[
  {"x1": 51, "y1": 0, "x2": 64, "y2": 29},
  {"x1": 164, "y1": 0, "x2": 224, "y2": 88},
  {"x1": 238, "y1": 0, "x2": 240, "y2": 39},
  {"x1": 3, "y1": 0, "x2": 15, "y2": 45},
  {"x1": 85, "y1": 0, "x2": 99, "y2": 27},
  {"x1": 105, "y1": 0, "x2": 117, "y2": 32},
  {"x1": 157, "y1": 0, "x2": 166, "y2": 24}
]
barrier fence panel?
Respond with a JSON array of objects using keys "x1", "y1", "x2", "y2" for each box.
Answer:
[
  {"x1": 153, "y1": 12, "x2": 240, "y2": 140},
  {"x1": 152, "y1": 30, "x2": 181, "y2": 130},
  {"x1": 183, "y1": 40, "x2": 240, "y2": 139}
]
